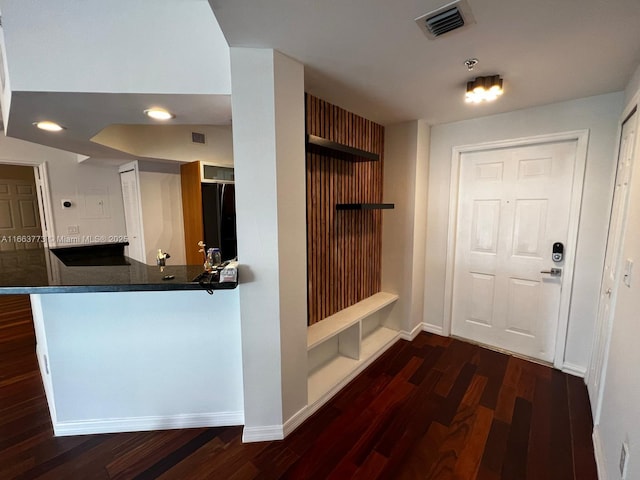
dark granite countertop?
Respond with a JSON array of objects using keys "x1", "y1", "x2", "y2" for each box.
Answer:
[{"x1": 0, "y1": 246, "x2": 238, "y2": 294}]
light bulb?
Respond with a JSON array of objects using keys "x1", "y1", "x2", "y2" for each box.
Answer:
[
  {"x1": 144, "y1": 108, "x2": 175, "y2": 120},
  {"x1": 33, "y1": 121, "x2": 65, "y2": 131}
]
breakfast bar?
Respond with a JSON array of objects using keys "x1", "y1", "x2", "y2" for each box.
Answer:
[{"x1": 0, "y1": 245, "x2": 244, "y2": 436}]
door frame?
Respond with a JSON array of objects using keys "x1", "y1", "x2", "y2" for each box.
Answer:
[
  {"x1": 442, "y1": 130, "x2": 589, "y2": 369},
  {"x1": 118, "y1": 160, "x2": 146, "y2": 263}
]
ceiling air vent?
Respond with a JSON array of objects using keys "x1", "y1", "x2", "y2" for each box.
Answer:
[
  {"x1": 415, "y1": 0, "x2": 476, "y2": 39},
  {"x1": 191, "y1": 132, "x2": 206, "y2": 145}
]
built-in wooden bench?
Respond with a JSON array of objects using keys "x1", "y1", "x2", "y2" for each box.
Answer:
[{"x1": 307, "y1": 292, "x2": 399, "y2": 406}]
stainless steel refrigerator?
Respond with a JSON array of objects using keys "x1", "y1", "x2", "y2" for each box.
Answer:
[{"x1": 201, "y1": 183, "x2": 237, "y2": 261}]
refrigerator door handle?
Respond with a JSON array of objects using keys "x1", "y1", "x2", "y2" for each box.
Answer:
[{"x1": 220, "y1": 183, "x2": 226, "y2": 220}]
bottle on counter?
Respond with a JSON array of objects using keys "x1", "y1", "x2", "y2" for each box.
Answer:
[
  {"x1": 204, "y1": 248, "x2": 214, "y2": 272},
  {"x1": 204, "y1": 247, "x2": 222, "y2": 272},
  {"x1": 212, "y1": 247, "x2": 222, "y2": 267}
]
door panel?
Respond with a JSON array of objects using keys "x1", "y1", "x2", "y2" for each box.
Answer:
[
  {"x1": 506, "y1": 278, "x2": 539, "y2": 336},
  {"x1": 512, "y1": 199, "x2": 547, "y2": 257},
  {"x1": 0, "y1": 200, "x2": 13, "y2": 229},
  {"x1": 0, "y1": 177, "x2": 43, "y2": 251},
  {"x1": 452, "y1": 141, "x2": 578, "y2": 362},
  {"x1": 468, "y1": 272, "x2": 495, "y2": 326},
  {"x1": 471, "y1": 200, "x2": 500, "y2": 253}
]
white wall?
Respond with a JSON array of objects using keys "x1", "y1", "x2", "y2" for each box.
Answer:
[
  {"x1": 139, "y1": 165, "x2": 186, "y2": 265},
  {"x1": 623, "y1": 64, "x2": 640, "y2": 108},
  {"x1": 230, "y1": 48, "x2": 307, "y2": 441},
  {"x1": 0, "y1": 0, "x2": 230, "y2": 95},
  {"x1": 382, "y1": 120, "x2": 430, "y2": 336},
  {"x1": 32, "y1": 290, "x2": 243, "y2": 435},
  {"x1": 0, "y1": 133, "x2": 126, "y2": 244},
  {"x1": 594, "y1": 66, "x2": 640, "y2": 480},
  {"x1": 425, "y1": 92, "x2": 623, "y2": 372}
]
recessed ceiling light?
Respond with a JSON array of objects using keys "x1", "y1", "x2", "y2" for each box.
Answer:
[
  {"x1": 144, "y1": 108, "x2": 175, "y2": 120},
  {"x1": 33, "y1": 121, "x2": 65, "y2": 132}
]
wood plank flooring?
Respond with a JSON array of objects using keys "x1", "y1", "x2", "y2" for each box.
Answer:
[{"x1": 0, "y1": 294, "x2": 598, "y2": 479}]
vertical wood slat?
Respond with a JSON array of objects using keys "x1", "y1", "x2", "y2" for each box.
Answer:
[{"x1": 305, "y1": 94, "x2": 385, "y2": 325}]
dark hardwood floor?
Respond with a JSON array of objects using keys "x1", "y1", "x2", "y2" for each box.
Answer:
[{"x1": 0, "y1": 294, "x2": 598, "y2": 479}]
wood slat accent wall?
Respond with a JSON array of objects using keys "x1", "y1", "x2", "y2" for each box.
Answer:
[{"x1": 306, "y1": 94, "x2": 385, "y2": 325}]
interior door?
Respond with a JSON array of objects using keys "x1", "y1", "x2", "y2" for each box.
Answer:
[
  {"x1": 119, "y1": 167, "x2": 145, "y2": 263},
  {"x1": 588, "y1": 109, "x2": 637, "y2": 417},
  {"x1": 451, "y1": 140, "x2": 578, "y2": 362},
  {"x1": 0, "y1": 176, "x2": 43, "y2": 251}
]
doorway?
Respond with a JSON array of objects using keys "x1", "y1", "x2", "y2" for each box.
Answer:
[
  {"x1": 118, "y1": 161, "x2": 145, "y2": 263},
  {"x1": 444, "y1": 131, "x2": 588, "y2": 366},
  {"x1": 0, "y1": 162, "x2": 55, "y2": 246},
  {"x1": 0, "y1": 165, "x2": 42, "y2": 251}
]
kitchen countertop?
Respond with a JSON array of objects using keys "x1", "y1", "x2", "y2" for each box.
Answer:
[{"x1": 0, "y1": 246, "x2": 237, "y2": 294}]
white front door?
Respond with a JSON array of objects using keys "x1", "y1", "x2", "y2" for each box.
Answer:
[
  {"x1": 119, "y1": 165, "x2": 145, "y2": 263},
  {"x1": 0, "y1": 177, "x2": 43, "y2": 251},
  {"x1": 588, "y1": 109, "x2": 637, "y2": 418},
  {"x1": 451, "y1": 140, "x2": 578, "y2": 362}
]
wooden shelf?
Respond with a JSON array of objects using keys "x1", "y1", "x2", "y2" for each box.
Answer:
[
  {"x1": 361, "y1": 326, "x2": 398, "y2": 359},
  {"x1": 335, "y1": 203, "x2": 395, "y2": 211},
  {"x1": 307, "y1": 292, "x2": 398, "y2": 350},
  {"x1": 306, "y1": 134, "x2": 380, "y2": 162},
  {"x1": 308, "y1": 355, "x2": 360, "y2": 405}
]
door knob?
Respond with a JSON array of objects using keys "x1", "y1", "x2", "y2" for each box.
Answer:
[
  {"x1": 540, "y1": 267, "x2": 562, "y2": 277},
  {"x1": 605, "y1": 288, "x2": 612, "y2": 296}
]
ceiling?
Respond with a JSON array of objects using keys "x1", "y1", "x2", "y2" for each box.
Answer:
[
  {"x1": 2, "y1": 0, "x2": 640, "y2": 158},
  {"x1": 6, "y1": 92, "x2": 231, "y2": 160},
  {"x1": 210, "y1": 0, "x2": 640, "y2": 125}
]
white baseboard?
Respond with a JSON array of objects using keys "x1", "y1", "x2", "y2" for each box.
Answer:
[
  {"x1": 282, "y1": 405, "x2": 310, "y2": 438},
  {"x1": 35, "y1": 344, "x2": 58, "y2": 425},
  {"x1": 243, "y1": 332, "x2": 403, "y2": 443},
  {"x1": 400, "y1": 322, "x2": 423, "y2": 341},
  {"x1": 422, "y1": 323, "x2": 444, "y2": 336},
  {"x1": 54, "y1": 411, "x2": 244, "y2": 437},
  {"x1": 593, "y1": 425, "x2": 608, "y2": 480},
  {"x1": 562, "y1": 362, "x2": 587, "y2": 378},
  {"x1": 242, "y1": 424, "x2": 284, "y2": 442}
]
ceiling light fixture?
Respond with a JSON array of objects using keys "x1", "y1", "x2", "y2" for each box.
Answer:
[
  {"x1": 33, "y1": 121, "x2": 65, "y2": 132},
  {"x1": 465, "y1": 75, "x2": 504, "y2": 103},
  {"x1": 144, "y1": 108, "x2": 175, "y2": 120}
]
